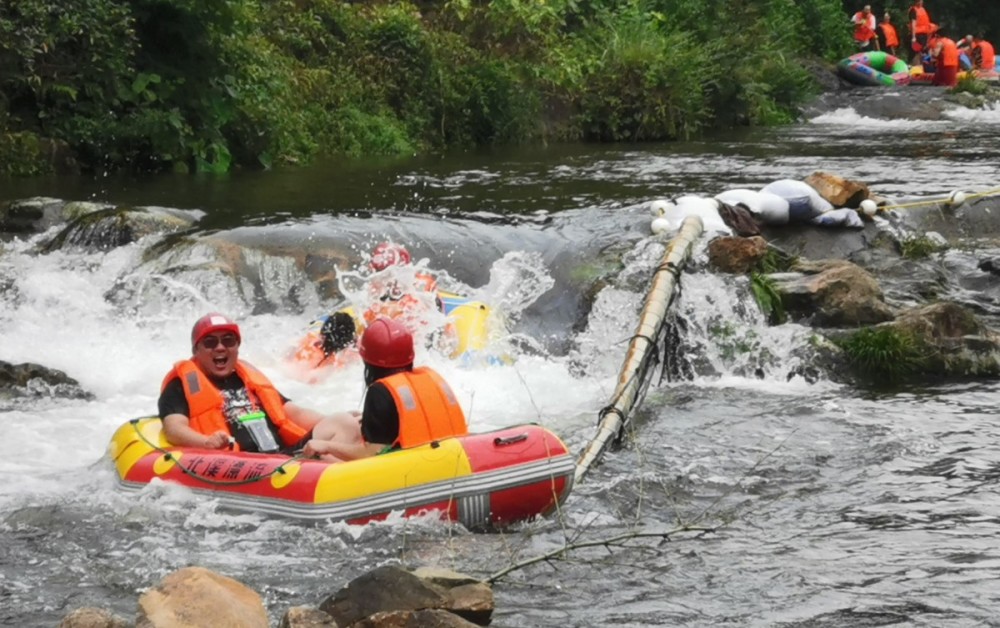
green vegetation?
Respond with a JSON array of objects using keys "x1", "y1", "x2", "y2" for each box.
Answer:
[
  {"x1": 836, "y1": 326, "x2": 927, "y2": 383},
  {"x1": 708, "y1": 322, "x2": 760, "y2": 362},
  {"x1": 750, "y1": 272, "x2": 786, "y2": 324},
  {"x1": 0, "y1": 0, "x2": 858, "y2": 176},
  {"x1": 899, "y1": 234, "x2": 947, "y2": 259},
  {"x1": 952, "y1": 74, "x2": 992, "y2": 96}
]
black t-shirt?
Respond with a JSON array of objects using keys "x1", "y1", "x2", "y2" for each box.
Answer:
[
  {"x1": 360, "y1": 382, "x2": 400, "y2": 445},
  {"x1": 158, "y1": 373, "x2": 293, "y2": 453}
]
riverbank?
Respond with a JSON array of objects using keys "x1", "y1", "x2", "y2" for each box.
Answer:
[{"x1": 0, "y1": 0, "x2": 854, "y2": 177}]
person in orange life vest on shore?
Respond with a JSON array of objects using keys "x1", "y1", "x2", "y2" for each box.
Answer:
[
  {"x1": 908, "y1": 0, "x2": 933, "y2": 61},
  {"x1": 960, "y1": 34, "x2": 996, "y2": 71},
  {"x1": 303, "y1": 318, "x2": 468, "y2": 461},
  {"x1": 878, "y1": 11, "x2": 900, "y2": 56},
  {"x1": 159, "y1": 313, "x2": 350, "y2": 451},
  {"x1": 852, "y1": 5, "x2": 879, "y2": 51},
  {"x1": 930, "y1": 31, "x2": 960, "y2": 87}
]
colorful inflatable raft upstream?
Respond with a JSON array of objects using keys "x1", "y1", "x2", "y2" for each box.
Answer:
[
  {"x1": 108, "y1": 417, "x2": 574, "y2": 527},
  {"x1": 290, "y1": 291, "x2": 506, "y2": 375},
  {"x1": 837, "y1": 51, "x2": 911, "y2": 86}
]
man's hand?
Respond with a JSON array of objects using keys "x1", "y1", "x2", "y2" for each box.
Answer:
[{"x1": 203, "y1": 431, "x2": 231, "y2": 449}]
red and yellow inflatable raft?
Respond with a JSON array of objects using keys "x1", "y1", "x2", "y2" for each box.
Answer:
[{"x1": 108, "y1": 418, "x2": 574, "y2": 528}]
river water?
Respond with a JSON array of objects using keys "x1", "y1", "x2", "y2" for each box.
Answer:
[{"x1": 3, "y1": 87, "x2": 1000, "y2": 627}]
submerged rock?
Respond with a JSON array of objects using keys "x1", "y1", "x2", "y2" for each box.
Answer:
[
  {"x1": 40, "y1": 205, "x2": 200, "y2": 253},
  {"x1": 0, "y1": 360, "x2": 93, "y2": 401}
]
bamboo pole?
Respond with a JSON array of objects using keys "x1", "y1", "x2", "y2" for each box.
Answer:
[{"x1": 574, "y1": 215, "x2": 705, "y2": 483}]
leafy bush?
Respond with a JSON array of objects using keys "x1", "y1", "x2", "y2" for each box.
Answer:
[
  {"x1": 0, "y1": 0, "x2": 871, "y2": 175},
  {"x1": 836, "y1": 326, "x2": 927, "y2": 383}
]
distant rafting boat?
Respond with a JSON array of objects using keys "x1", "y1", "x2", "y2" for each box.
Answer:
[
  {"x1": 108, "y1": 417, "x2": 575, "y2": 528},
  {"x1": 837, "y1": 51, "x2": 911, "y2": 86},
  {"x1": 909, "y1": 65, "x2": 1000, "y2": 85}
]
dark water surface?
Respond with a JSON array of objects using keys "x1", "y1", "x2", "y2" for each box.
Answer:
[{"x1": 3, "y1": 90, "x2": 1000, "y2": 626}]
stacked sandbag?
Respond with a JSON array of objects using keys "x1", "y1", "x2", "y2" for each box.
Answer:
[
  {"x1": 760, "y1": 179, "x2": 834, "y2": 223},
  {"x1": 649, "y1": 195, "x2": 732, "y2": 236},
  {"x1": 714, "y1": 188, "x2": 791, "y2": 225}
]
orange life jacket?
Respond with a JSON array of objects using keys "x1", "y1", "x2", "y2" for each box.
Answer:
[
  {"x1": 910, "y1": 6, "x2": 931, "y2": 34},
  {"x1": 379, "y1": 366, "x2": 467, "y2": 448},
  {"x1": 975, "y1": 41, "x2": 996, "y2": 70},
  {"x1": 161, "y1": 360, "x2": 307, "y2": 451},
  {"x1": 938, "y1": 37, "x2": 959, "y2": 68},
  {"x1": 880, "y1": 22, "x2": 900, "y2": 48},
  {"x1": 853, "y1": 12, "x2": 876, "y2": 42}
]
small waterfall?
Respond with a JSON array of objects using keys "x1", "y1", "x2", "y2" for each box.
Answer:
[{"x1": 571, "y1": 237, "x2": 823, "y2": 386}]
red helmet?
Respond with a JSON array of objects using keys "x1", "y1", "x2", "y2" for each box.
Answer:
[
  {"x1": 358, "y1": 318, "x2": 414, "y2": 368},
  {"x1": 191, "y1": 313, "x2": 241, "y2": 348},
  {"x1": 370, "y1": 242, "x2": 411, "y2": 271}
]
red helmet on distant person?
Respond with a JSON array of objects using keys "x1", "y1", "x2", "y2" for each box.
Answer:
[
  {"x1": 191, "y1": 313, "x2": 241, "y2": 348},
  {"x1": 358, "y1": 318, "x2": 414, "y2": 368},
  {"x1": 370, "y1": 242, "x2": 412, "y2": 271}
]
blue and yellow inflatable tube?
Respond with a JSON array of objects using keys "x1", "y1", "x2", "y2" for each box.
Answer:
[{"x1": 838, "y1": 51, "x2": 911, "y2": 86}]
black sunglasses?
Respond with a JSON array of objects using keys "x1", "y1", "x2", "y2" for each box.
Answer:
[{"x1": 201, "y1": 335, "x2": 239, "y2": 349}]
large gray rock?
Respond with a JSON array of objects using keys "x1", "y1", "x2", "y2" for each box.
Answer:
[
  {"x1": 890, "y1": 301, "x2": 1000, "y2": 377},
  {"x1": 319, "y1": 566, "x2": 493, "y2": 627},
  {"x1": 770, "y1": 259, "x2": 895, "y2": 327},
  {"x1": 0, "y1": 360, "x2": 93, "y2": 401},
  {"x1": 40, "y1": 205, "x2": 199, "y2": 253}
]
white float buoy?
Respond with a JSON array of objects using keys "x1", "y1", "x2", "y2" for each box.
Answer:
[
  {"x1": 649, "y1": 199, "x2": 671, "y2": 218},
  {"x1": 860, "y1": 199, "x2": 878, "y2": 217},
  {"x1": 651, "y1": 217, "x2": 672, "y2": 235},
  {"x1": 948, "y1": 190, "x2": 967, "y2": 208}
]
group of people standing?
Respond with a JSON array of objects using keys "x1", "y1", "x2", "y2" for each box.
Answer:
[{"x1": 852, "y1": 0, "x2": 996, "y2": 86}]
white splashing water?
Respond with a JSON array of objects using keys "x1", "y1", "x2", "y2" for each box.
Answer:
[{"x1": 0, "y1": 229, "x2": 601, "y2": 511}]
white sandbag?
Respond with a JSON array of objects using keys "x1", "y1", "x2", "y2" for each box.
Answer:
[
  {"x1": 648, "y1": 195, "x2": 732, "y2": 236},
  {"x1": 715, "y1": 188, "x2": 790, "y2": 225},
  {"x1": 809, "y1": 208, "x2": 864, "y2": 229},
  {"x1": 760, "y1": 179, "x2": 834, "y2": 223}
]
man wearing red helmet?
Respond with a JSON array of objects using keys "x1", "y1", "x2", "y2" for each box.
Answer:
[
  {"x1": 159, "y1": 313, "x2": 349, "y2": 452},
  {"x1": 304, "y1": 318, "x2": 467, "y2": 460}
]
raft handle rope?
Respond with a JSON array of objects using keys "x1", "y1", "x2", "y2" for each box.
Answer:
[
  {"x1": 127, "y1": 417, "x2": 304, "y2": 487},
  {"x1": 872, "y1": 187, "x2": 1000, "y2": 213}
]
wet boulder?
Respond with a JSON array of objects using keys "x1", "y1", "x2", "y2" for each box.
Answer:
[
  {"x1": 354, "y1": 609, "x2": 481, "y2": 627},
  {"x1": 58, "y1": 607, "x2": 129, "y2": 628},
  {"x1": 40, "y1": 205, "x2": 200, "y2": 253},
  {"x1": 137, "y1": 566, "x2": 268, "y2": 628},
  {"x1": 318, "y1": 565, "x2": 493, "y2": 627},
  {"x1": 805, "y1": 172, "x2": 870, "y2": 209},
  {"x1": 769, "y1": 259, "x2": 894, "y2": 327},
  {"x1": 0, "y1": 360, "x2": 94, "y2": 402},
  {"x1": 889, "y1": 301, "x2": 1000, "y2": 377},
  {"x1": 0, "y1": 197, "x2": 107, "y2": 237},
  {"x1": 707, "y1": 236, "x2": 768, "y2": 274},
  {"x1": 279, "y1": 606, "x2": 339, "y2": 627}
]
